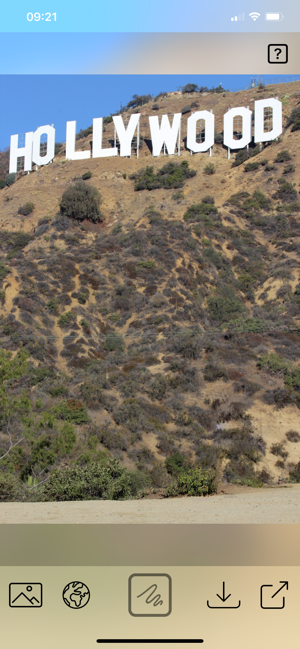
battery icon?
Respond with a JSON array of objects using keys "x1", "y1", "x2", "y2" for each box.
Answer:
[{"x1": 265, "y1": 12, "x2": 284, "y2": 21}]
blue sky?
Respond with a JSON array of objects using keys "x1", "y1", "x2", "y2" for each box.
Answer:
[{"x1": 0, "y1": 74, "x2": 298, "y2": 149}]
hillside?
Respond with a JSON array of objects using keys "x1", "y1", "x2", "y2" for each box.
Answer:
[{"x1": 1, "y1": 81, "x2": 300, "y2": 502}]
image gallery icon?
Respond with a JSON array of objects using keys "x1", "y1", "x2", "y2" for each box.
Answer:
[
  {"x1": 128, "y1": 573, "x2": 172, "y2": 617},
  {"x1": 9, "y1": 583, "x2": 43, "y2": 608}
]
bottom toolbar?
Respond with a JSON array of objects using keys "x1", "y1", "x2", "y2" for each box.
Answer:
[{"x1": 0, "y1": 567, "x2": 297, "y2": 649}]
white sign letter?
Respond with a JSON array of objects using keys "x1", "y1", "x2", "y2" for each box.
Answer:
[
  {"x1": 223, "y1": 107, "x2": 252, "y2": 149},
  {"x1": 254, "y1": 98, "x2": 282, "y2": 143},
  {"x1": 149, "y1": 113, "x2": 181, "y2": 156},
  {"x1": 187, "y1": 110, "x2": 214, "y2": 153},
  {"x1": 9, "y1": 132, "x2": 33, "y2": 173},
  {"x1": 92, "y1": 118, "x2": 117, "y2": 158},
  {"x1": 66, "y1": 121, "x2": 90, "y2": 161},
  {"x1": 32, "y1": 125, "x2": 55, "y2": 166},
  {"x1": 112, "y1": 114, "x2": 140, "y2": 157}
]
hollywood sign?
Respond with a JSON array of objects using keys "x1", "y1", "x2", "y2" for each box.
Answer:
[{"x1": 9, "y1": 98, "x2": 282, "y2": 173}]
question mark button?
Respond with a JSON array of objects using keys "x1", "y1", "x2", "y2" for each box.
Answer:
[{"x1": 268, "y1": 44, "x2": 288, "y2": 64}]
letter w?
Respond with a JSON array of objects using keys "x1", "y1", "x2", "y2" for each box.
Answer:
[{"x1": 149, "y1": 114, "x2": 181, "y2": 156}]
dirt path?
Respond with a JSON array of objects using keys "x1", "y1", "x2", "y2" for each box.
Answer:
[{"x1": 1, "y1": 485, "x2": 299, "y2": 524}]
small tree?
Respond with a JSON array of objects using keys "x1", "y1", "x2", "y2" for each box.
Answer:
[
  {"x1": 182, "y1": 83, "x2": 198, "y2": 93},
  {"x1": 59, "y1": 181, "x2": 104, "y2": 223}
]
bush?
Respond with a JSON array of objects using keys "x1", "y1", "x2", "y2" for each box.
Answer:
[
  {"x1": 182, "y1": 83, "x2": 198, "y2": 93},
  {"x1": 164, "y1": 467, "x2": 215, "y2": 497},
  {"x1": 18, "y1": 201, "x2": 35, "y2": 216},
  {"x1": 244, "y1": 161, "x2": 259, "y2": 172},
  {"x1": 204, "y1": 162, "x2": 215, "y2": 175},
  {"x1": 0, "y1": 261, "x2": 9, "y2": 280},
  {"x1": 104, "y1": 332, "x2": 124, "y2": 351},
  {"x1": 275, "y1": 180, "x2": 298, "y2": 202},
  {"x1": 132, "y1": 161, "x2": 196, "y2": 191},
  {"x1": 183, "y1": 200, "x2": 218, "y2": 221},
  {"x1": 5, "y1": 172, "x2": 16, "y2": 187},
  {"x1": 203, "y1": 362, "x2": 228, "y2": 382},
  {"x1": 59, "y1": 181, "x2": 104, "y2": 222},
  {"x1": 286, "y1": 430, "x2": 300, "y2": 443},
  {"x1": 82, "y1": 171, "x2": 92, "y2": 180},
  {"x1": 288, "y1": 106, "x2": 300, "y2": 132},
  {"x1": 165, "y1": 451, "x2": 188, "y2": 475},
  {"x1": 0, "y1": 473, "x2": 23, "y2": 502},
  {"x1": 103, "y1": 116, "x2": 113, "y2": 124},
  {"x1": 289, "y1": 461, "x2": 300, "y2": 482},
  {"x1": 181, "y1": 105, "x2": 192, "y2": 114},
  {"x1": 57, "y1": 311, "x2": 75, "y2": 328},
  {"x1": 275, "y1": 150, "x2": 292, "y2": 163},
  {"x1": 207, "y1": 289, "x2": 245, "y2": 323},
  {"x1": 215, "y1": 132, "x2": 223, "y2": 144},
  {"x1": 40, "y1": 459, "x2": 132, "y2": 501},
  {"x1": 55, "y1": 399, "x2": 90, "y2": 424},
  {"x1": 0, "y1": 178, "x2": 6, "y2": 190}
]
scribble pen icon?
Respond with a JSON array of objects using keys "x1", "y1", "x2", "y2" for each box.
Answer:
[
  {"x1": 137, "y1": 584, "x2": 163, "y2": 607},
  {"x1": 129, "y1": 573, "x2": 172, "y2": 617}
]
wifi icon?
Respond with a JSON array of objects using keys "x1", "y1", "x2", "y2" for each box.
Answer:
[{"x1": 249, "y1": 12, "x2": 260, "y2": 20}]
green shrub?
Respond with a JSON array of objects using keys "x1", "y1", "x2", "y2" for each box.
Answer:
[
  {"x1": 165, "y1": 451, "x2": 187, "y2": 475},
  {"x1": 5, "y1": 173, "x2": 16, "y2": 187},
  {"x1": 82, "y1": 171, "x2": 92, "y2": 180},
  {"x1": 56, "y1": 422, "x2": 77, "y2": 454},
  {"x1": 59, "y1": 181, "x2": 104, "y2": 222},
  {"x1": 182, "y1": 83, "x2": 198, "y2": 93},
  {"x1": 288, "y1": 106, "x2": 300, "y2": 132},
  {"x1": 49, "y1": 384, "x2": 69, "y2": 397},
  {"x1": 0, "y1": 178, "x2": 6, "y2": 190},
  {"x1": 132, "y1": 161, "x2": 196, "y2": 191},
  {"x1": 57, "y1": 311, "x2": 75, "y2": 328},
  {"x1": 104, "y1": 332, "x2": 124, "y2": 351},
  {"x1": 182, "y1": 105, "x2": 192, "y2": 114},
  {"x1": 152, "y1": 104, "x2": 159, "y2": 110},
  {"x1": 40, "y1": 459, "x2": 132, "y2": 501},
  {"x1": 2, "y1": 231, "x2": 33, "y2": 259},
  {"x1": 275, "y1": 150, "x2": 292, "y2": 163},
  {"x1": 183, "y1": 200, "x2": 218, "y2": 221},
  {"x1": 289, "y1": 461, "x2": 300, "y2": 482},
  {"x1": 215, "y1": 132, "x2": 223, "y2": 144},
  {"x1": 18, "y1": 201, "x2": 35, "y2": 216},
  {"x1": 103, "y1": 116, "x2": 113, "y2": 124},
  {"x1": 207, "y1": 288, "x2": 245, "y2": 323},
  {"x1": 275, "y1": 180, "x2": 298, "y2": 202},
  {"x1": 0, "y1": 473, "x2": 23, "y2": 502},
  {"x1": 244, "y1": 161, "x2": 259, "y2": 172},
  {"x1": 137, "y1": 260, "x2": 156, "y2": 269},
  {"x1": 203, "y1": 362, "x2": 229, "y2": 382},
  {"x1": 232, "y1": 145, "x2": 260, "y2": 168},
  {"x1": 257, "y1": 352, "x2": 288, "y2": 374},
  {"x1": 54, "y1": 399, "x2": 90, "y2": 424},
  {"x1": 0, "y1": 261, "x2": 9, "y2": 280},
  {"x1": 164, "y1": 467, "x2": 215, "y2": 497},
  {"x1": 204, "y1": 162, "x2": 215, "y2": 175},
  {"x1": 283, "y1": 164, "x2": 295, "y2": 174}
]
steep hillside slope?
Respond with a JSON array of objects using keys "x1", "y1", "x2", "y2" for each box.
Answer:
[{"x1": 1, "y1": 81, "x2": 300, "y2": 501}]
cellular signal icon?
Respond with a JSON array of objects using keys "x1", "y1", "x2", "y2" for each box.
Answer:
[
  {"x1": 249, "y1": 12, "x2": 260, "y2": 21},
  {"x1": 231, "y1": 13, "x2": 245, "y2": 21}
]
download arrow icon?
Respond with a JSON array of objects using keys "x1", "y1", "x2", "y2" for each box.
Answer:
[
  {"x1": 216, "y1": 582, "x2": 231, "y2": 602},
  {"x1": 207, "y1": 582, "x2": 241, "y2": 609}
]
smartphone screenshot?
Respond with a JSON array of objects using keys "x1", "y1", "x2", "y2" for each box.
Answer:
[{"x1": 0, "y1": 2, "x2": 299, "y2": 647}]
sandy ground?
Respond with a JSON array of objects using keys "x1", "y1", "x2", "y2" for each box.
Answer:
[{"x1": 1, "y1": 485, "x2": 299, "y2": 523}]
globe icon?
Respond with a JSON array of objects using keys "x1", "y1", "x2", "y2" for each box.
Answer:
[{"x1": 62, "y1": 581, "x2": 90, "y2": 609}]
